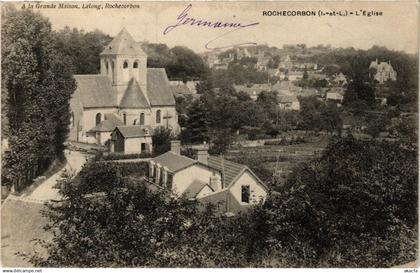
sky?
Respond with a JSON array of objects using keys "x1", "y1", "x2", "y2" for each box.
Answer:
[{"x1": 13, "y1": 1, "x2": 419, "y2": 54}]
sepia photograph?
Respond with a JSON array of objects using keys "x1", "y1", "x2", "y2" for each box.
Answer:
[{"x1": 0, "y1": 0, "x2": 418, "y2": 269}]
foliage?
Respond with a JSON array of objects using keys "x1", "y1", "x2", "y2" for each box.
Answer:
[
  {"x1": 260, "y1": 136, "x2": 418, "y2": 267},
  {"x1": 144, "y1": 43, "x2": 209, "y2": 81},
  {"x1": 28, "y1": 162, "x2": 264, "y2": 267},
  {"x1": 298, "y1": 96, "x2": 342, "y2": 134},
  {"x1": 27, "y1": 136, "x2": 417, "y2": 267},
  {"x1": 1, "y1": 8, "x2": 76, "y2": 187},
  {"x1": 152, "y1": 126, "x2": 174, "y2": 156},
  {"x1": 99, "y1": 152, "x2": 153, "y2": 161},
  {"x1": 53, "y1": 27, "x2": 112, "y2": 74}
]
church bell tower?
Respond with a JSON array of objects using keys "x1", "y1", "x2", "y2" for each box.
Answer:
[{"x1": 100, "y1": 28, "x2": 148, "y2": 104}]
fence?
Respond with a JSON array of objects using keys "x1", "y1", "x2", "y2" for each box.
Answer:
[{"x1": 5, "y1": 158, "x2": 52, "y2": 193}]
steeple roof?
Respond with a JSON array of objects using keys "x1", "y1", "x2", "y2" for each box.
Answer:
[
  {"x1": 119, "y1": 78, "x2": 150, "y2": 108},
  {"x1": 100, "y1": 28, "x2": 146, "y2": 56}
]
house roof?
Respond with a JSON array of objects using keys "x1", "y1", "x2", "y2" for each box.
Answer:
[
  {"x1": 278, "y1": 95, "x2": 298, "y2": 103},
  {"x1": 233, "y1": 84, "x2": 271, "y2": 97},
  {"x1": 73, "y1": 75, "x2": 117, "y2": 108},
  {"x1": 183, "y1": 179, "x2": 211, "y2": 199},
  {"x1": 207, "y1": 156, "x2": 246, "y2": 188},
  {"x1": 146, "y1": 68, "x2": 176, "y2": 106},
  {"x1": 120, "y1": 78, "x2": 150, "y2": 108},
  {"x1": 115, "y1": 125, "x2": 153, "y2": 138},
  {"x1": 88, "y1": 113, "x2": 124, "y2": 132},
  {"x1": 170, "y1": 84, "x2": 192, "y2": 96},
  {"x1": 100, "y1": 28, "x2": 146, "y2": 56},
  {"x1": 152, "y1": 151, "x2": 197, "y2": 173}
]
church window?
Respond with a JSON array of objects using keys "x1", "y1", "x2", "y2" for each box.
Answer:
[
  {"x1": 70, "y1": 112, "x2": 74, "y2": 127},
  {"x1": 156, "y1": 110, "x2": 161, "y2": 124},
  {"x1": 106, "y1": 62, "x2": 109, "y2": 75},
  {"x1": 123, "y1": 113, "x2": 127, "y2": 125},
  {"x1": 133, "y1": 61, "x2": 139, "y2": 69},
  {"x1": 140, "y1": 113, "x2": 145, "y2": 125},
  {"x1": 111, "y1": 61, "x2": 115, "y2": 83},
  {"x1": 123, "y1": 61, "x2": 128, "y2": 69},
  {"x1": 95, "y1": 113, "x2": 101, "y2": 126}
]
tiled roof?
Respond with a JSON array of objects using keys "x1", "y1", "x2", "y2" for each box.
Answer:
[
  {"x1": 233, "y1": 84, "x2": 271, "y2": 96},
  {"x1": 183, "y1": 179, "x2": 209, "y2": 199},
  {"x1": 278, "y1": 95, "x2": 298, "y2": 103},
  {"x1": 152, "y1": 151, "x2": 196, "y2": 173},
  {"x1": 147, "y1": 68, "x2": 176, "y2": 106},
  {"x1": 198, "y1": 189, "x2": 229, "y2": 211},
  {"x1": 116, "y1": 125, "x2": 153, "y2": 138},
  {"x1": 74, "y1": 75, "x2": 116, "y2": 108},
  {"x1": 207, "y1": 156, "x2": 246, "y2": 188},
  {"x1": 120, "y1": 79, "x2": 150, "y2": 108},
  {"x1": 100, "y1": 28, "x2": 146, "y2": 56},
  {"x1": 170, "y1": 84, "x2": 192, "y2": 96},
  {"x1": 88, "y1": 113, "x2": 123, "y2": 132}
]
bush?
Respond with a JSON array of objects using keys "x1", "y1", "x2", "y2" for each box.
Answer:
[{"x1": 99, "y1": 152, "x2": 153, "y2": 161}]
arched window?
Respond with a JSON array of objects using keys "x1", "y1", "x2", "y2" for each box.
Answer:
[
  {"x1": 106, "y1": 61, "x2": 109, "y2": 75},
  {"x1": 133, "y1": 61, "x2": 139, "y2": 69},
  {"x1": 140, "y1": 113, "x2": 145, "y2": 125},
  {"x1": 95, "y1": 113, "x2": 101, "y2": 126},
  {"x1": 123, "y1": 113, "x2": 127, "y2": 125},
  {"x1": 123, "y1": 61, "x2": 128, "y2": 69},
  {"x1": 156, "y1": 110, "x2": 161, "y2": 124},
  {"x1": 111, "y1": 61, "x2": 115, "y2": 83},
  {"x1": 70, "y1": 112, "x2": 74, "y2": 127}
]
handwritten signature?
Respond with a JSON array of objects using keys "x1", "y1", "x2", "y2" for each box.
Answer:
[{"x1": 163, "y1": 4, "x2": 259, "y2": 50}]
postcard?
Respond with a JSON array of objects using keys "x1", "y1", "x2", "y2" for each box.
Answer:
[{"x1": 1, "y1": 0, "x2": 418, "y2": 270}]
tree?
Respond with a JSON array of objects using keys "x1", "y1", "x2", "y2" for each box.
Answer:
[
  {"x1": 152, "y1": 127, "x2": 173, "y2": 155},
  {"x1": 321, "y1": 103, "x2": 342, "y2": 134},
  {"x1": 259, "y1": 136, "x2": 418, "y2": 267},
  {"x1": 1, "y1": 7, "x2": 76, "y2": 189},
  {"x1": 53, "y1": 27, "x2": 112, "y2": 74},
  {"x1": 365, "y1": 113, "x2": 388, "y2": 138}
]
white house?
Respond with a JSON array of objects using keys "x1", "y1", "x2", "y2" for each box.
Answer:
[
  {"x1": 278, "y1": 95, "x2": 300, "y2": 111},
  {"x1": 69, "y1": 28, "x2": 179, "y2": 145},
  {"x1": 369, "y1": 59, "x2": 397, "y2": 84},
  {"x1": 148, "y1": 141, "x2": 268, "y2": 214},
  {"x1": 110, "y1": 126, "x2": 153, "y2": 154}
]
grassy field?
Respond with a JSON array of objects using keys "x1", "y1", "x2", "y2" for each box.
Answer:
[{"x1": 226, "y1": 135, "x2": 330, "y2": 185}]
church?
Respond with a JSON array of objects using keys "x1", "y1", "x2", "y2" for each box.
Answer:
[{"x1": 68, "y1": 28, "x2": 179, "y2": 153}]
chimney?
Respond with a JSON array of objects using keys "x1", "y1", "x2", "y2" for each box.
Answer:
[
  {"x1": 170, "y1": 140, "x2": 181, "y2": 155},
  {"x1": 195, "y1": 143, "x2": 209, "y2": 165}
]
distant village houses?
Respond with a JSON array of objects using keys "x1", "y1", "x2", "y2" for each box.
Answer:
[{"x1": 369, "y1": 59, "x2": 397, "y2": 84}]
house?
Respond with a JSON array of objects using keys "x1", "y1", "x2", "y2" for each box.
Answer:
[
  {"x1": 170, "y1": 84, "x2": 193, "y2": 98},
  {"x1": 283, "y1": 70, "x2": 304, "y2": 81},
  {"x1": 279, "y1": 55, "x2": 293, "y2": 70},
  {"x1": 278, "y1": 95, "x2": 300, "y2": 111},
  {"x1": 369, "y1": 59, "x2": 397, "y2": 84},
  {"x1": 148, "y1": 141, "x2": 268, "y2": 214},
  {"x1": 87, "y1": 113, "x2": 124, "y2": 145},
  {"x1": 256, "y1": 53, "x2": 270, "y2": 71},
  {"x1": 332, "y1": 72, "x2": 347, "y2": 86},
  {"x1": 68, "y1": 28, "x2": 179, "y2": 145},
  {"x1": 110, "y1": 125, "x2": 153, "y2": 154},
  {"x1": 233, "y1": 84, "x2": 271, "y2": 100},
  {"x1": 236, "y1": 47, "x2": 252, "y2": 59},
  {"x1": 326, "y1": 88, "x2": 344, "y2": 104},
  {"x1": 271, "y1": 80, "x2": 302, "y2": 94}
]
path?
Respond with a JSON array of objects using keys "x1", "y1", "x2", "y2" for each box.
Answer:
[
  {"x1": 1, "y1": 150, "x2": 88, "y2": 267},
  {"x1": 19, "y1": 150, "x2": 87, "y2": 202}
]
